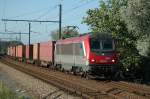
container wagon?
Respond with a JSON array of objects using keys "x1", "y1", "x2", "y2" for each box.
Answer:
[
  {"x1": 12, "y1": 46, "x2": 16, "y2": 59},
  {"x1": 33, "y1": 43, "x2": 40, "y2": 65},
  {"x1": 25, "y1": 44, "x2": 33, "y2": 63},
  {"x1": 16, "y1": 45, "x2": 25, "y2": 61},
  {"x1": 39, "y1": 41, "x2": 55, "y2": 67}
]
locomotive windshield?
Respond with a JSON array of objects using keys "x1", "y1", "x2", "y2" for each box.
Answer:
[
  {"x1": 101, "y1": 40, "x2": 113, "y2": 50},
  {"x1": 90, "y1": 38, "x2": 114, "y2": 52}
]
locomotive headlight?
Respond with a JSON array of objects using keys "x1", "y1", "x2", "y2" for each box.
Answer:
[
  {"x1": 91, "y1": 59, "x2": 95, "y2": 62},
  {"x1": 112, "y1": 59, "x2": 115, "y2": 62}
]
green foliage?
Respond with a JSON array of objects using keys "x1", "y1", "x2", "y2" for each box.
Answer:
[
  {"x1": 83, "y1": 0, "x2": 127, "y2": 34},
  {"x1": 147, "y1": 44, "x2": 150, "y2": 57},
  {"x1": 121, "y1": 0, "x2": 150, "y2": 81},
  {"x1": 0, "y1": 82, "x2": 16, "y2": 99},
  {"x1": 0, "y1": 81, "x2": 32, "y2": 99},
  {"x1": 50, "y1": 27, "x2": 79, "y2": 40},
  {"x1": 121, "y1": 0, "x2": 150, "y2": 57},
  {"x1": 83, "y1": 0, "x2": 147, "y2": 74},
  {"x1": 121, "y1": 0, "x2": 150, "y2": 38}
]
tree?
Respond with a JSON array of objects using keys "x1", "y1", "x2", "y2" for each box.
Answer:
[
  {"x1": 121, "y1": 0, "x2": 150, "y2": 39},
  {"x1": 50, "y1": 27, "x2": 79, "y2": 40},
  {"x1": 121, "y1": 0, "x2": 150, "y2": 57}
]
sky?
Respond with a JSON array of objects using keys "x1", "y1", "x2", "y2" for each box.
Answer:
[{"x1": 0, "y1": 0, "x2": 99, "y2": 44}]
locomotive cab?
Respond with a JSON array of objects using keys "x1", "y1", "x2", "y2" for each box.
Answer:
[{"x1": 88, "y1": 34, "x2": 118, "y2": 77}]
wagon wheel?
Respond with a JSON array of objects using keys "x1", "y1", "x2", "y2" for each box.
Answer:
[
  {"x1": 114, "y1": 71, "x2": 125, "y2": 81},
  {"x1": 61, "y1": 68, "x2": 65, "y2": 72},
  {"x1": 81, "y1": 71, "x2": 90, "y2": 79}
]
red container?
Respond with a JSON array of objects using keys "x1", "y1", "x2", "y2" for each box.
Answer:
[
  {"x1": 12, "y1": 46, "x2": 16, "y2": 57},
  {"x1": 16, "y1": 45, "x2": 25, "y2": 58},
  {"x1": 39, "y1": 41, "x2": 55, "y2": 64},
  {"x1": 25, "y1": 45, "x2": 33, "y2": 60},
  {"x1": 33, "y1": 43, "x2": 40, "y2": 60}
]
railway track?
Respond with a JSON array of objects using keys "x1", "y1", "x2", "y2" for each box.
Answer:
[
  {"x1": 0, "y1": 57, "x2": 110, "y2": 99},
  {"x1": 112, "y1": 81, "x2": 150, "y2": 97},
  {"x1": 0, "y1": 56, "x2": 150, "y2": 99},
  {"x1": 104, "y1": 81, "x2": 150, "y2": 99}
]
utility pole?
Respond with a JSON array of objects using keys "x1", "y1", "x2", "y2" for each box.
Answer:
[
  {"x1": 19, "y1": 32, "x2": 21, "y2": 41},
  {"x1": 29, "y1": 23, "x2": 31, "y2": 45},
  {"x1": 59, "y1": 4, "x2": 62, "y2": 39},
  {"x1": 0, "y1": 38, "x2": 1, "y2": 54}
]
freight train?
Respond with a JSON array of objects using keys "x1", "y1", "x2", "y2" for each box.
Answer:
[{"x1": 7, "y1": 33, "x2": 118, "y2": 78}]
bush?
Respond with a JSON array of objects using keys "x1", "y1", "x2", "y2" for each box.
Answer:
[
  {"x1": 0, "y1": 81, "x2": 17, "y2": 99},
  {"x1": 0, "y1": 81, "x2": 29, "y2": 99}
]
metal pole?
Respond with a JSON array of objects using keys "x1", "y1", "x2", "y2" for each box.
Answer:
[
  {"x1": 0, "y1": 39, "x2": 1, "y2": 54},
  {"x1": 59, "y1": 4, "x2": 62, "y2": 39},
  {"x1": 19, "y1": 32, "x2": 21, "y2": 41},
  {"x1": 28, "y1": 23, "x2": 31, "y2": 60},
  {"x1": 29, "y1": 23, "x2": 31, "y2": 45}
]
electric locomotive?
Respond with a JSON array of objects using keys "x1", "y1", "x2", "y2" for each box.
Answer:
[{"x1": 55, "y1": 33, "x2": 118, "y2": 78}]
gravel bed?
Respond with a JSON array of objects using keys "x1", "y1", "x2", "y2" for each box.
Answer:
[{"x1": 0, "y1": 62, "x2": 81, "y2": 99}]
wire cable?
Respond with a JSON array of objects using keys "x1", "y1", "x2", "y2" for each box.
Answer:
[
  {"x1": 7, "y1": 6, "x2": 56, "y2": 19},
  {"x1": 49, "y1": 0, "x2": 96, "y2": 20},
  {"x1": 2, "y1": 0, "x2": 7, "y2": 18},
  {"x1": 36, "y1": 5, "x2": 58, "y2": 19},
  {"x1": 63, "y1": 0, "x2": 95, "y2": 15}
]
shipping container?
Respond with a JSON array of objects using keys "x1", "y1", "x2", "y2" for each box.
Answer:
[
  {"x1": 12, "y1": 46, "x2": 16, "y2": 57},
  {"x1": 39, "y1": 41, "x2": 55, "y2": 66},
  {"x1": 25, "y1": 45, "x2": 33, "y2": 60},
  {"x1": 16, "y1": 45, "x2": 25, "y2": 61},
  {"x1": 33, "y1": 43, "x2": 39, "y2": 60}
]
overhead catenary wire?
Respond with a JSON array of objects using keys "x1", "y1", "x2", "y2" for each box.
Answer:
[
  {"x1": 7, "y1": 5, "x2": 57, "y2": 19},
  {"x1": 63, "y1": 0, "x2": 95, "y2": 15},
  {"x1": 2, "y1": 0, "x2": 7, "y2": 18},
  {"x1": 36, "y1": 5, "x2": 58, "y2": 19},
  {"x1": 49, "y1": 0, "x2": 96, "y2": 21},
  {"x1": 0, "y1": 32, "x2": 28, "y2": 34}
]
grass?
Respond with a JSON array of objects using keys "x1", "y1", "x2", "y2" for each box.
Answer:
[{"x1": 0, "y1": 81, "x2": 27, "y2": 99}]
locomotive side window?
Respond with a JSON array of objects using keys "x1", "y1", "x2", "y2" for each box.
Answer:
[
  {"x1": 60, "y1": 44, "x2": 73, "y2": 55},
  {"x1": 74, "y1": 43, "x2": 80, "y2": 55},
  {"x1": 74, "y1": 43, "x2": 84, "y2": 56},
  {"x1": 56, "y1": 45, "x2": 60, "y2": 55}
]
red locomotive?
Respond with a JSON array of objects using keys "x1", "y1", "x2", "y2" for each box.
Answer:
[{"x1": 55, "y1": 33, "x2": 118, "y2": 78}]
